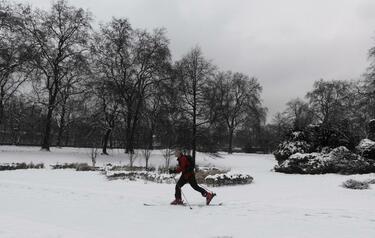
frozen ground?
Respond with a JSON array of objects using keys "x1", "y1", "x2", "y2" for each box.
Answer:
[{"x1": 0, "y1": 146, "x2": 374, "y2": 238}]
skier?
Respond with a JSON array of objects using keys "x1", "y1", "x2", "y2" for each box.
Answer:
[{"x1": 169, "y1": 149, "x2": 215, "y2": 205}]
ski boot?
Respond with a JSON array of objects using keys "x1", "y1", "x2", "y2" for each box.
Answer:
[
  {"x1": 170, "y1": 198, "x2": 184, "y2": 205},
  {"x1": 206, "y1": 192, "x2": 216, "y2": 205}
]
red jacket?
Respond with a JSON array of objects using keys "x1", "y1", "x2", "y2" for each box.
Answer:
[{"x1": 176, "y1": 155, "x2": 193, "y2": 178}]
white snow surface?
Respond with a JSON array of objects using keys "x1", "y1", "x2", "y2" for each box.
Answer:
[{"x1": 0, "y1": 146, "x2": 375, "y2": 238}]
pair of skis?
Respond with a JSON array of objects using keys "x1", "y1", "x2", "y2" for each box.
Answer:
[
  {"x1": 144, "y1": 193, "x2": 222, "y2": 208},
  {"x1": 143, "y1": 202, "x2": 223, "y2": 207}
]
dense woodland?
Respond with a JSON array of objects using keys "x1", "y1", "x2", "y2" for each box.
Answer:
[{"x1": 1, "y1": 0, "x2": 375, "y2": 157}]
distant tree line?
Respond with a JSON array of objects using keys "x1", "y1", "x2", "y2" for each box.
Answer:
[{"x1": 0, "y1": 0, "x2": 268, "y2": 157}]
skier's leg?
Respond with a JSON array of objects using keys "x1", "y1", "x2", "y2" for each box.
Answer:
[
  {"x1": 188, "y1": 175, "x2": 207, "y2": 197},
  {"x1": 175, "y1": 176, "x2": 187, "y2": 199}
]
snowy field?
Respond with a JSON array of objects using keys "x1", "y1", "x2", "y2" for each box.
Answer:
[{"x1": 0, "y1": 146, "x2": 374, "y2": 238}]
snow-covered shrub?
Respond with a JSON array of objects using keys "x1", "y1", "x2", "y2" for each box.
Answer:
[
  {"x1": 342, "y1": 179, "x2": 370, "y2": 190},
  {"x1": 369, "y1": 119, "x2": 375, "y2": 141},
  {"x1": 329, "y1": 146, "x2": 374, "y2": 174},
  {"x1": 76, "y1": 163, "x2": 96, "y2": 171},
  {"x1": 195, "y1": 167, "x2": 229, "y2": 184},
  {"x1": 0, "y1": 162, "x2": 44, "y2": 171},
  {"x1": 275, "y1": 152, "x2": 329, "y2": 174},
  {"x1": 205, "y1": 172, "x2": 253, "y2": 187},
  {"x1": 273, "y1": 140, "x2": 312, "y2": 164},
  {"x1": 51, "y1": 163, "x2": 77, "y2": 169},
  {"x1": 275, "y1": 146, "x2": 375, "y2": 174},
  {"x1": 356, "y1": 139, "x2": 375, "y2": 160}
]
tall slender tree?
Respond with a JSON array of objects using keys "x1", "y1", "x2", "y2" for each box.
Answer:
[{"x1": 175, "y1": 47, "x2": 215, "y2": 158}]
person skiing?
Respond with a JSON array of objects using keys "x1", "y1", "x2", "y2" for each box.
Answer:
[{"x1": 169, "y1": 149, "x2": 215, "y2": 205}]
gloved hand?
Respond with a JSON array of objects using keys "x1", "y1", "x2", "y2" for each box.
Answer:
[{"x1": 169, "y1": 168, "x2": 176, "y2": 174}]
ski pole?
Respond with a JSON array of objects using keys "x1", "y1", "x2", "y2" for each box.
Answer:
[{"x1": 174, "y1": 177, "x2": 192, "y2": 210}]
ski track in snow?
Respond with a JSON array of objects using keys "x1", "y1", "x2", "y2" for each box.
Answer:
[{"x1": 0, "y1": 146, "x2": 374, "y2": 238}]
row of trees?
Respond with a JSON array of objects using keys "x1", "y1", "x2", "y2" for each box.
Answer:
[{"x1": 0, "y1": 0, "x2": 267, "y2": 157}]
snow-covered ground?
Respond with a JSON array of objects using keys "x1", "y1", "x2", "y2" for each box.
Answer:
[{"x1": 0, "y1": 146, "x2": 374, "y2": 238}]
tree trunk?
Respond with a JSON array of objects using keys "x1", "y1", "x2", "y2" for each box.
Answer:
[
  {"x1": 56, "y1": 105, "x2": 66, "y2": 148},
  {"x1": 148, "y1": 122, "x2": 155, "y2": 150},
  {"x1": 65, "y1": 129, "x2": 70, "y2": 147},
  {"x1": 192, "y1": 82, "x2": 197, "y2": 160},
  {"x1": 102, "y1": 128, "x2": 112, "y2": 155},
  {"x1": 42, "y1": 85, "x2": 58, "y2": 151},
  {"x1": 0, "y1": 100, "x2": 3, "y2": 125},
  {"x1": 126, "y1": 98, "x2": 142, "y2": 154},
  {"x1": 0, "y1": 86, "x2": 4, "y2": 125},
  {"x1": 41, "y1": 106, "x2": 53, "y2": 151},
  {"x1": 125, "y1": 112, "x2": 133, "y2": 153},
  {"x1": 228, "y1": 128, "x2": 234, "y2": 154},
  {"x1": 128, "y1": 112, "x2": 139, "y2": 154}
]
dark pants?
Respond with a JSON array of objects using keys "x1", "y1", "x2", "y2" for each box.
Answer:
[{"x1": 175, "y1": 173, "x2": 207, "y2": 199}]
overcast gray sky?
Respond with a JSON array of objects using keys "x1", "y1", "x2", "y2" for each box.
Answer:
[{"x1": 18, "y1": 0, "x2": 375, "y2": 122}]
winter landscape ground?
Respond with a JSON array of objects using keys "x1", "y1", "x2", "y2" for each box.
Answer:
[{"x1": 0, "y1": 146, "x2": 374, "y2": 238}]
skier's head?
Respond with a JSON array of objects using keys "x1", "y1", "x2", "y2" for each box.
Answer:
[{"x1": 174, "y1": 149, "x2": 182, "y2": 157}]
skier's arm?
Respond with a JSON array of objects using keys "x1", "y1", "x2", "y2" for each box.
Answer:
[{"x1": 175, "y1": 156, "x2": 189, "y2": 173}]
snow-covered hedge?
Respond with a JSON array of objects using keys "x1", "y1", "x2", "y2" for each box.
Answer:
[
  {"x1": 51, "y1": 163, "x2": 97, "y2": 171},
  {"x1": 273, "y1": 132, "x2": 312, "y2": 164},
  {"x1": 0, "y1": 162, "x2": 44, "y2": 171},
  {"x1": 275, "y1": 146, "x2": 375, "y2": 174},
  {"x1": 205, "y1": 172, "x2": 253, "y2": 186},
  {"x1": 195, "y1": 167, "x2": 229, "y2": 184},
  {"x1": 107, "y1": 164, "x2": 155, "y2": 172},
  {"x1": 106, "y1": 171, "x2": 176, "y2": 184}
]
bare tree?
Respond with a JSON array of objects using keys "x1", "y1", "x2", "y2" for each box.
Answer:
[
  {"x1": 284, "y1": 98, "x2": 314, "y2": 131},
  {"x1": 0, "y1": 3, "x2": 30, "y2": 124},
  {"x1": 162, "y1": 148, "x2": 173, "y2": 172},
  {"x1": 89, "y1": 79, "x2": 120, "y2": 155},
  {"x1": 56, "y1": 55, "x2": 90, "y2": 147},
  {"x1": 20, "y1": 0, "x2": 91, "y2": 150},
  {"x1": 91, "y1": 18, "x2": 171, "y2": 154},
  {"x1": 212, "y1": 71, "x2": 262, "y2": 153},
  {"x1": 175, "y1": 47, "x2": 215, "y2": 159},
  {"x1": 141, "y1": 148, "x2": 152, "y2": 170},
  {"x1": 89, "y1": 145, "x2": 98, "y2": 167},
  {"x1": 306, "y1": 79, "x2": 352, "y2": 125},
  {"x1": 128, "y1": 150, "x2": 138, "y2": 169}
]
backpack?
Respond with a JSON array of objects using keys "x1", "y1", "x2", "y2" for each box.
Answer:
[{"x1": 186, "y1": 155, "x2": 195, "y2": 172}]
